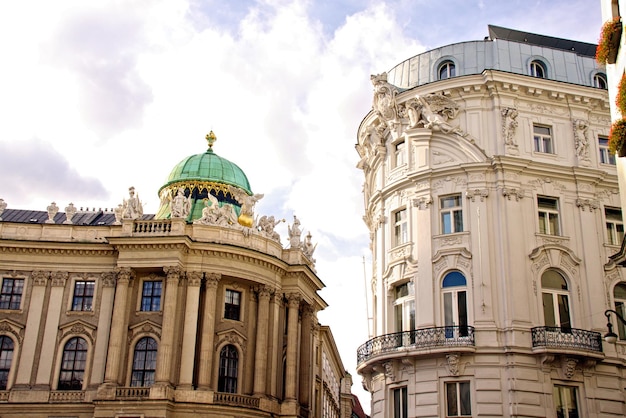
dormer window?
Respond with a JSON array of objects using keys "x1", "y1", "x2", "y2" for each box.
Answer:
[
  {"x1": 530, "y1": 60, "x2": 547, "y2": 78},
  {"x1": 593, "y1": 73, "x2": 608, "y2": 89},
  {"x1": 438, "y1": 61, "x2": 456, "y2": 80}
]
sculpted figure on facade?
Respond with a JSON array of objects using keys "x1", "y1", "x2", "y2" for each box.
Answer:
[
  {"x1": 170, "y1": 188, "x2": 191, "y2": 219},
  {"x1": 573, "y1": 119, "x2": 590, "y2": 164},
  {"x1": 46, "y1": 202, "x2": 59, "y2": 224},
  {"x1": 64, "y1": 203, "x2": 77, "y2": 224},
  {"x1": 113, "y1": 204, "x2": 123, "y2": 225},
  {"x1": 194, "y1": 194, "x2": 220, "y2": 225},
  {"x1": 229, "y1": 185, "x2": 264, "y2": 227},
  {"x1": 403, "y1": 94, "x2": 461, "y2": 134},
  {"x1": 0, "y1": 198, "x2": 6, "y2": 221},
  {"x1": 371, "y1": 72, "x2": 399, "y2": 123},
  {"x1": 302, "y1": 232, "x2": 317, "y2": 262},
  {"x1": 122, "y1": 186, "x2": 143, "y2": 220},
  {"x1": 288, "y1": 215, "x2": 302, "y2": 249},
  {"x1": 258, "y1": 215, "x2": 283, "y2": 242},
  {"x1": 501, "y1": 107, "x2": 519, "y2": 153}
]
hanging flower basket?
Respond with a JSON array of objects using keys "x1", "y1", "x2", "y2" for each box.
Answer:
[
  {"x1": 617, "y1": 73, "x2": 626, "y2": 115},
  {"x1": 597, "y1": 17, "x2": 623, "y2": 65},
  {"x1": 609, "y1": 119, "x2": 626, "y2": 157}
]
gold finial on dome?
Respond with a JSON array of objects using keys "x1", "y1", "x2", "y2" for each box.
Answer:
[{"x1": 206, "y1": 130, "x2": 217, "y2": 150}]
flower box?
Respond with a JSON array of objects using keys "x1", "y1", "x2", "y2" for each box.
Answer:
[
  {"x1": 609, "y1": 119, "x2": 626, "y2": 157},
  {"x1": 597, "y1": 17, "x2": 623, "y2": 65}
]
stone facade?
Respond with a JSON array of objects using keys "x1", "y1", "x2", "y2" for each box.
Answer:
[{"x1": 356, "y1": 26, "x2": 626, "y2": 417}]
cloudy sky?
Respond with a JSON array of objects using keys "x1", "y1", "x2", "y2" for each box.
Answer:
[{"x1": 0, "y1": 0, "x2": 603, "y2": 411}]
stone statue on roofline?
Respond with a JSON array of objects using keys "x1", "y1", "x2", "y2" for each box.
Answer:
[
  {"x1": 371, "y1": 72, "x2": 399, "y2": 123},
  {"x1": 170, "y1": 187, "x2": 191, "y2": 219},
  {"x1": 228, "y1": 185, "x2": 264, "y2": 228},
  {"x1": 302, "y1": 232, "x2": 317, "y2": 262},
  {"x1": 46, "y1": 202, "x2": 59, "y2": 224},
  {"x1": 0, "y1": 198, "x2": 6, "y2": 221},
  {"x1": 288, "y1": 215, "x2": 302, "y2": 249},
  {"x1": 122, "y1": 186, "x2": 143, "y2": 220},
  {"x1": 64, "y1": 203, "x2": 77, "y2": 224}
]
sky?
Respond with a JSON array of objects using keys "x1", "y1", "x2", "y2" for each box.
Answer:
[{"x1": 0, "y1": 0, "x2": 603, "y2": 413}]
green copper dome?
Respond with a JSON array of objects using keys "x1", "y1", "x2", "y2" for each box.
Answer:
[{"x1": 160, "y1": 148, "x2": 252, "y2": 194}]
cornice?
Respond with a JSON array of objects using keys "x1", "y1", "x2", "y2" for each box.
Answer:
[{"x1": 0, "y1": 245, "x2": 115, "y2": 257}]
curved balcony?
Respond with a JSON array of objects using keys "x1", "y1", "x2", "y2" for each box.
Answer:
[
  {"x1": 531, "y1": 326, "x2": 603, "y2": 354},
  {"x1": 357, "y1": 326, "x2": 475, "y2": 365}
]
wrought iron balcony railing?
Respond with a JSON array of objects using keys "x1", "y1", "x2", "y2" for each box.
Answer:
[
  {"x1": 531, "y1": 326, "x2": 603, "y2": 353},
  {"x1": 357, "y1": 326, "x2": 475, "y2": 365}
]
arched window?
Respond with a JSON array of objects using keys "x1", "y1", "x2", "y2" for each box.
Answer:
[
  {"x1": 58, "y1": 337, "x2": 87, "y2": 390},
  {"x1": 614, "y1": 283, "x2": 626, "y2": 339},
  {"x1": 593, "y1": 73, "x2": 608, "y2": 89},
  {"x1": 0, "y1": 336, "x2": 14, "y2": 390},
  {"x1": 530, "y1": 60, "x2": 547, "y2": 78},
  {"x1": 438, "y1": 60, "x2": 456, "y2": 80},
  {"x1": 442, "y1": 271, "x2": 468, "y2": 337},
  {"x1": 218, "y1": 344, "x2": 238, "y2": 393},
  {"x1": 541, "y1": 270, "x2": 571, "y2": 331},
  {"x1": 131, "y1": 337, "x2": 157, "y2": 387}
]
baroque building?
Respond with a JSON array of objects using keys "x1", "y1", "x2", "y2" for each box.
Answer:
[
  {"x1": 0, "y1": 133, "x2": 354, "y2": 418},
  {"x1": 355, "y1": 26, "x2": 626, "y2": 417}
]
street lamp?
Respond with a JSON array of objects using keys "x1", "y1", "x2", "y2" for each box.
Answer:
[{"x1": 604, "y1": 309, "x2": 626, "y2": 343}]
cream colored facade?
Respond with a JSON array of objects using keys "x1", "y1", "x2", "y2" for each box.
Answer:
[
  {"x1": 0, "y1": 144, "x2": 353, "y2": 417},
  {"x1": 356, "y1": 26, "x2": 626, "y2": 417}
]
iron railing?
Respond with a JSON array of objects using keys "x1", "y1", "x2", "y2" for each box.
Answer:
[
  {"x1": 531, "y1": 326, "x2": 603, "y2": 353},
  {"x1": 357, "y1": 326, "x2": 475, "y2": 364}
]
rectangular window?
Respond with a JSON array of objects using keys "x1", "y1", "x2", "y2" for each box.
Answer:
[
  {"x1": 141, "y1": 281, "x2": 162, "y2": 311},
  {"x1": 538, "y1": 196, "x2": 560, "y2": 235},
  {"x1": 224, "y1": 289, "x2": 241, "y2": 321},
  {"x1": 0, "y1": 278, "x2": 24, "y2": 310},
  {"x1": 393, "y1": 209, "x2": 408, "y2": 246},
  {"x1": 72, "y1": 280, "x2": 95, "y2": 311},
  {"x1": 533, "y1": 125, "x2": 553, "y2": 154},
  {"x1": 599, "y1": 136, "x2": 616, "y2": 165},
  {"x1": 446, "y1": 381, "x2": 471, "y2": 417},
  {"x1": 441, "y1": 195, "x2": 463, "y2": 234},
  {"x1": 605, "y1": 207, "x2": 624, "y2": 245},
  {"x1": 393, "y1": 386, "x2": 408, "y2": 418},
  {"x1": 394, "y1": 141, "x2": 406, "y2": 167},
  {"x1": 553, "y1": 385, "x2": 579, "y2": 418}
]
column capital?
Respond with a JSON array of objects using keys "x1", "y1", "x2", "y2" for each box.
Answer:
[
  {"x1": 254, "y1": 285, "x2": 275, "y2": 299},
  {"x1": 51, "y1": 271, "x2": 68, "y2": 287},
  {"x1": 302, "y1": 303, "x2": 315, "y2": 318},
  {"x1": 187, "y1": 271, "x2": 203, "y2": 287},
  {"x1": 31, "y1": 270, "x2": 49, "y2": 286},
  {"x1": 163, "y1": 265, "x2": 184, "y2": 279},
  {"x1": 286, "y1": 292, "x2": 302, "y2": 308},
  {"x1": 114, "y1": 267, "x2": 135, "y2": 284},
  {"x1": 205, "y1": 272, "x2": 221, "y2": 289},
  {"x1": 101, "y1": 271, "x2": 117, "y2": 287}
]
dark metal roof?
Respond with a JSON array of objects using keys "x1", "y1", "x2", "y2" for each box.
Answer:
[
  {"x1": 0, "y1": 209, "x2": 154, "y2": 225},
  {"x1": 488, "y1": 25, "x2": 597, "y2": 58}
]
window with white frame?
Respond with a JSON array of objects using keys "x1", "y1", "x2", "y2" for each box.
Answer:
[
  {"x1": 0, "y1": 278, "x2": 24, "y2": 310},
  {"x1": 445, "y1": 381, "x2": 471, "y2": 417},
  {"x1": 440, "y1": 195, "x2": 463, "y2": 234},
  {"x1": 605, "y1": 207, "x2": 624, "y2": 245},
  {"x1": 533, "y1": 125, "x2": 553, "y2": 154},
  {"x1": 541, "y1": 270, "x2": 571, "y2": 331},
  {"x1": 224, "y1": 289, "x2": 241, "y2": 321},
  {"x1": 614, "y1": 283, "x2": 626, "y2": 340},
  {"x1": 599, "y1": 135, "x2": 616, "y2": 165},
  {"x1": 0, "y1": 336, "x2": 13, "y2": 390},
  {"x1": 393, "y1": 386, "x2": 408, "y2": 418},
  {"x1": 438, "y1": 60, "x2": 456, "y2": 80},
  {"x1": 393, "y1": 208, "x2": 408, "y2": 246},
  {"x1": 530, "y1": 60, "x2": 546, "y2": 78},
  {"x1": 593, "y1": 72, "x2": 608, "y2": 89},
  {"x1": 553, "y1": 385, "x2": 579, "y2": 418},
  {"x1": 442, "y1": 271, "x2": 469, "y2": 338},
  {"x1": 140, "y1": 280, "x2": 162, "y2": 312},
  {"x1": 537, "y1": 196, "x2": 560, "y2": 236},
  {"x1": 393, "y1": 282, "x2": 415, "y2": 334},
  {"x1": 71, "y1": 280, "x2": 95, "y2": 311},
  {"x1": 394, "y1": 140, "x2": 406, "y2": 167}
]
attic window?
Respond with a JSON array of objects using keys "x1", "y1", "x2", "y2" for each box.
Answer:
[{"x1": 530, "y1": 60, "x2": 547, "y2": 78}]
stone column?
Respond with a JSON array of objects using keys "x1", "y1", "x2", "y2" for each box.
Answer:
[
  {"x1": 253, "y1": 285, "x2": 273, "y2": 395},
  {"x1": 35, "y1": 271, "x2": 68, "y2": 387},
  {"x1": 284, "y1": 292, "x2": 301, "y2": 400},
  {"x1": 91, "y1": 272, "x2": 116, "y2": 386},
  {"x1": 197, "y1": 273, "x2": 221, "y2": 389},
  {"x1": 15, "y1": 271, "x2": 48, "y2": 387},
  {"x1": 155, "y1": 266, "x2": 182, "y2": 386},
  {"x1": 178, "y1": 271, "x2": 202, "y2": 389},
  {"x1": 103, "y1": 267, "x2": 134, "y2": 385},
  {"x1": 298, "y1": 304, "x2": 314, "y2": 407}
]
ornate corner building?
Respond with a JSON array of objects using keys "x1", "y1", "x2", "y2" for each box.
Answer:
[
  {"x1": 0, "y1": 134, "x2": 355, "y2": 418},
  {"x1": 355, "y1": 26, "x2": 626, "y2": 417}
]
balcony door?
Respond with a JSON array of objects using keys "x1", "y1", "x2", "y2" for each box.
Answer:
[
  {"x1": 541, "y1": 270, "x2": 571, "y2": 332},
  {"x1": 442, "y1": 271, "x2": 468, "y2": 338}
]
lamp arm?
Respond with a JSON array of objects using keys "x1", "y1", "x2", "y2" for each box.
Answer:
[{"x1": 605, "y1": 309, "x2": 626, "y2": 326}]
